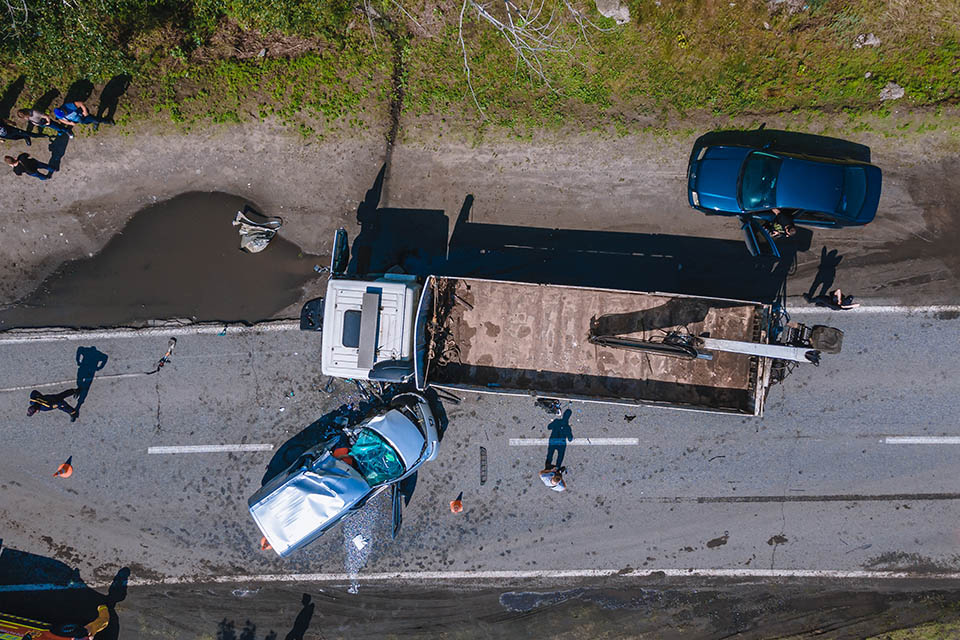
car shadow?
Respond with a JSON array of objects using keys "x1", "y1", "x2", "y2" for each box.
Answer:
[
  {"x1": 261, "y1": 401, "x2": 378, "y2": 487},
  {"x1": 691, "y1": 128, "x2": 872, "y2": 164}
]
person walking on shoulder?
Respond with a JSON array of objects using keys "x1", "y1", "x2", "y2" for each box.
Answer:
[
  {"x1": 0, "y1": 118, "x2": 41, "y2": 145},
  {"x1": 53, "y1": 100, "x2": 104, "y2": 130},
  {"x1": 5, "y1": 153, "x2": 54, "y2": 180},
  {"x1": 16, "y1": 108, "x2": 72, "y2": 138},
  {"x1": 539, "y1": 465, "x2": 567, "y2": 492},
  {"x1": 27, "y1": 388, "x2": 80, "y2": 421}
]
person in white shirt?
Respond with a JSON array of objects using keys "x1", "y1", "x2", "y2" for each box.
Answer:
[{"x1": 539, "y1": 466, "x2": 566, "y2": 492}]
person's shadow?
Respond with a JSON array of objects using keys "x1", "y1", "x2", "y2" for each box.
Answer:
[
  {"x1": 97, "y1": 567, "x2": 130, "y2": 640},
  {"x1": 544, "y1": 409, "x2": 573, "y2": 470},
  {"x1": 47, "y1": 132, "x2": 70, "y2": 171},
  {"x1": 806, "y1": 247, "x2": 843, "y2": 300},
  {"x1": 284, "y1": 593, "x2": 315, "y2": 640},
  {"x1": 95, "y1": 73, "x2": 131, "y2": 123},
  {"x1": 75, "y1": 346, "x2": 108, "y2": 409},
  {"x1": 63, "y1": 78, "x2": 95, "y2": 105},
  {"x1": 0, "y1": 75, "x2": 25, "y2": 120}
]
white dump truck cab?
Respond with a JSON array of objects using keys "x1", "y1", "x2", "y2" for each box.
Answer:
[{"x1": 320, "y1": 274, "x2": 421, "y2": 383}]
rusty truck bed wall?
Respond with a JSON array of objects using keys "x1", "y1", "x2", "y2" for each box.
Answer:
[{"x1": 425, "y1": 277, "x2": 767, "y2": 414}]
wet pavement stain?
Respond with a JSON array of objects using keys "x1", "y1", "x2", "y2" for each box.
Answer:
[
  {"x1": 706, "y1": 533, "x2": 729, "y2": 549},
  {"x1": 0, "y1": 192, "x2": 321, "y2": 329}
]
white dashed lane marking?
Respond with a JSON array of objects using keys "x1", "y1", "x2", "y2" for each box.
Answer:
[
  {"x1": 883, "y1": 436, "x2": 960, "y2": 444},
  {"x1": 147, "y1": 444, "x2": 274, "y2": 454},
  {"x1": 509, "y1": 438, "x2": 639, "y2": 446}
]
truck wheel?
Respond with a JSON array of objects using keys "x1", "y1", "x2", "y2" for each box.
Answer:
[{"x1": 50, "y1": 621, "x2": 85, "y2": 637}]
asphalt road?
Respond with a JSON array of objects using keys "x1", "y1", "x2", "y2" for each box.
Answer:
[{"x1": 1, "y1": 309, "x2": 959, "y2": 637}]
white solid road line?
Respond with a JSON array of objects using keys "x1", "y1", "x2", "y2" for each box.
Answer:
[
  {"x1": 7, "y1": 568, "x2": 960, "y2": 592},
  {"x1": 789, "y1": 304, "x2": 960, "y2": 315},
  {"x1": 884, "y1": 436, "x2": 960, "y2": 445},
  {"x1": 147, "y1": 444, "x2": 274, "y2": 454},
  {"x1": 0, "y1": 320, "x2": 300, "y2": 344},
  {"x1": 509, "y1": 437, "x2": 639, "y2": 446}
]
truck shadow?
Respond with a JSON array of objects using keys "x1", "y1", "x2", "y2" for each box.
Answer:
[
  {"x1": 348, "y1": 168, "x2": 808, "y2": 303},
  {"x1": 0, "y1": 542, "x2": 123, "y2": 639}
]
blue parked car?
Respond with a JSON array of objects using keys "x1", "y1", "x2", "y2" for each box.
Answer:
[{"x1": 687, "y1": 142, "x2": 882, "y2": 256}]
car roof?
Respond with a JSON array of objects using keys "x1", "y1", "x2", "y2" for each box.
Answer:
[
  {"x1": 775, "y1": 156, "x2": 845, "y2": 214},
  {"x1": 248, "y1": 452, "x2": 371, "y2": 557},
  {"x1": 364, "y1": 409, "x2": 426, "y2": 469}
]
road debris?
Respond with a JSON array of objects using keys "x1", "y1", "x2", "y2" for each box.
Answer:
[{"x1": 233, "y1": 209, "x2": 282, "y2": 253}]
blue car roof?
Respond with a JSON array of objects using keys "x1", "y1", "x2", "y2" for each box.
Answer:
[{"x1": 776, "y1": 157, "x2": 844, "y2": 214}]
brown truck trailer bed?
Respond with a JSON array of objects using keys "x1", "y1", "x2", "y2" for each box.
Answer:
[{"x1": 424, "y1": 277, "x2": 770, "y2": 414}]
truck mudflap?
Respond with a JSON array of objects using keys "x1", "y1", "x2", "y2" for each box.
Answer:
[{"x1": 414, "y1": 275, "x2": 434, "y2": 391}]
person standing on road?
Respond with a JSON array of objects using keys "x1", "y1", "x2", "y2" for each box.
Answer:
[
  {"x1": 53, "y1": 100, "x2": 104, "y2": 130},
  {"x1": 539, "y1": 466, "x2": 567, "y2": 492},
  {"x1": 27, "y1": 388, "x2": 80, "y2": 421},
  {"x1": 4, "y1": 153, "x2": 54, "y2": 180},
  {"x1": 16, "y1": 108, "x2": 73, "y2": 138}
]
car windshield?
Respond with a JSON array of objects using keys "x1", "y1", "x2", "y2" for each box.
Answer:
[
  {"x1": 349, "y1": 428, "x2": 405, "y2": 485},
  {"x1": 739, "y1": 152, "x2": 783, "y2": 211},
  {"x1": 839, "y1": 167, "x2": 867, "y2": 216}
]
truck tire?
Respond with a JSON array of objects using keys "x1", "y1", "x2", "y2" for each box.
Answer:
[{"x1": 50, "y1": 621, "x2": 85, "y2": 637}]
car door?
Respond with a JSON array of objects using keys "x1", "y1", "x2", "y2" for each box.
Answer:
[
  {"x1": 330, "y1": 227, "x2": 350, "y2": 275},
  {"x1": 739, "y1": 215, "x2": 780, "y2": 258},
  {"x1": 792, "y1": 209, "x2": 841, "y2": 228}
]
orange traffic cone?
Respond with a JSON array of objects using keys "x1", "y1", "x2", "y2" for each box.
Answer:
[
  {"x1": 449, "y1": 491, "x2": 464, "y2": 514},
  {"x1": 259, "y1": 536, "x2": 272, "y2": 551},
  {"x1": 54, "y1": 456, "x2": 73, "y2": 478}
]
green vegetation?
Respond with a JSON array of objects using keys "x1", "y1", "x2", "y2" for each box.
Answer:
[
  {"x1": 0, "y1": 0, "x2": 957, "y2": 137},
  {"x1": 866, "y1": 619, "x2": 960, "y2": 639},
  {"x1": 407, "y1": 0, "x2": 960, "y2": 130}
]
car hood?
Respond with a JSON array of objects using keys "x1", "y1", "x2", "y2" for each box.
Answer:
[
  {"x1": 775, "y1": 157, "x2": 843, "y2": 214},
  {"x1": 249, "y1": 452, "x2": 371, "y2": 557},
  {"x1": 691, "y1": 146, "x2": 751, "y2": 212}
]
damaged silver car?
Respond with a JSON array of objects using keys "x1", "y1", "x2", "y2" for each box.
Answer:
[{"x1": 249, "y1": 392, "x2": 439, "y2": 557}]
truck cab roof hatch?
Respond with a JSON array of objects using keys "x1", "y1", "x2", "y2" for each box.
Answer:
[{"x1": 357, "y1": 291, "x2": 380, "y2": 370}]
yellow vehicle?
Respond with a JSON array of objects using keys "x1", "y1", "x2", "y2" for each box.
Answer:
[{"x1": 0, "y1": 605, "x2": 109, "y2": 640}]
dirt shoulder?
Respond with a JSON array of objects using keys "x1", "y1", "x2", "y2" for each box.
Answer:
[
  {"x1": 0, "y1": 111, "x2": 958, "y2": 327},
  {"x1": 27, "y1": 577, "x2": 960, "y2": 640}
]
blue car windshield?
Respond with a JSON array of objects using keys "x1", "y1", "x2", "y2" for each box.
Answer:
[
  {"x1": 839, "y1": 167, "x2": 866, "y2": 217},
  {"x1": 349, "y1": 428, "x2": 405, "y2": 486},
  {"x1": 739, "y1": 152, "x2": 783, "y2": 211}
]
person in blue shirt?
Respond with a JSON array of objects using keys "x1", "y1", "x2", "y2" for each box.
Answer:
[{"x1": 52, "y1": 100, "x2": 105, "y2": 130}]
